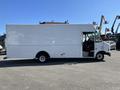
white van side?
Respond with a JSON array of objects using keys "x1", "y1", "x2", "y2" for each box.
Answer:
[{"x1": 6, "y1": 24, "x2": 111, "y2": 62}]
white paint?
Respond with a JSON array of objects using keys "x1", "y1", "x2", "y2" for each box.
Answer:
[{"x1": 95, "y1": 41, "x2": 110, "y2": 56}]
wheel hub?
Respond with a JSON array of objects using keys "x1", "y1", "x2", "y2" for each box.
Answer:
[{"x1": 39, "y1": 56, "x2": 46, "y2": 62}]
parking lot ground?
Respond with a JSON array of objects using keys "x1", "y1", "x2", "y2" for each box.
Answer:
[{"x1": 0, "y1": 51, "x2": 120, "y2": 90}]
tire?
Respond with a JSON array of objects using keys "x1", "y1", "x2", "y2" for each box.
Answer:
[
  {"x1": 36, "y1": 52, "x2": 49, "y2": 63},
  {"x1": 95, "y1": 53, "x2": 104, "y2": 61}
]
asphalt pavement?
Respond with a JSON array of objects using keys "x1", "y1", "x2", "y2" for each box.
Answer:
[{"x1": 0, "y1": 51, "x2": 120, "y2": 90}]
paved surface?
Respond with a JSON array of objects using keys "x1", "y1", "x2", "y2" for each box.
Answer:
[{"x1": 0, "y1": 51, "x2": 120, "y2": 90}]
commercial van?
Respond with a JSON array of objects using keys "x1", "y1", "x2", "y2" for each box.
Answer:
[{"x1": 6, "y1": 24, "x2": 111, "y2": 62}]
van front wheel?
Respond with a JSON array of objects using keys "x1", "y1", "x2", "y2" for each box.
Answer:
[{"x1": 95, "y1": 53, "x2": 104, "y2": 61}]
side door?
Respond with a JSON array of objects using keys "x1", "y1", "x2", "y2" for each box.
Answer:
[{"x1": 82, "y1": 32, "x2": 95, "y2": 57}]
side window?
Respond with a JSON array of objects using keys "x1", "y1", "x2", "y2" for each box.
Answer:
[{"x1": 83, "y1": 32, "x2": 95, "y2": 42}]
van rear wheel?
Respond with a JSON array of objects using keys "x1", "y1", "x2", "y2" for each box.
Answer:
[
  {"x1": 95, "y1": 53, "x2": 104, "y2": 61},
  {"x1": 38, "y1": 55, "x2": 47, "y2": 63},
  {"x1": 36, "y1": 51, "x2": 50, "y2": 63}
]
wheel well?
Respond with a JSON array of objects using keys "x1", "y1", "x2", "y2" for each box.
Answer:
[
  {"x1": 35, "y1": 51, "x2": 50, "y2": 59},
  {"x1": 97, "y1": 51, "x2": 106, "y2": 55}
]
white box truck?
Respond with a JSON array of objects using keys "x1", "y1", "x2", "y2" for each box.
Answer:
[{"x1": 6, "y1": 24, "x2": 111, "y2": 62}]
